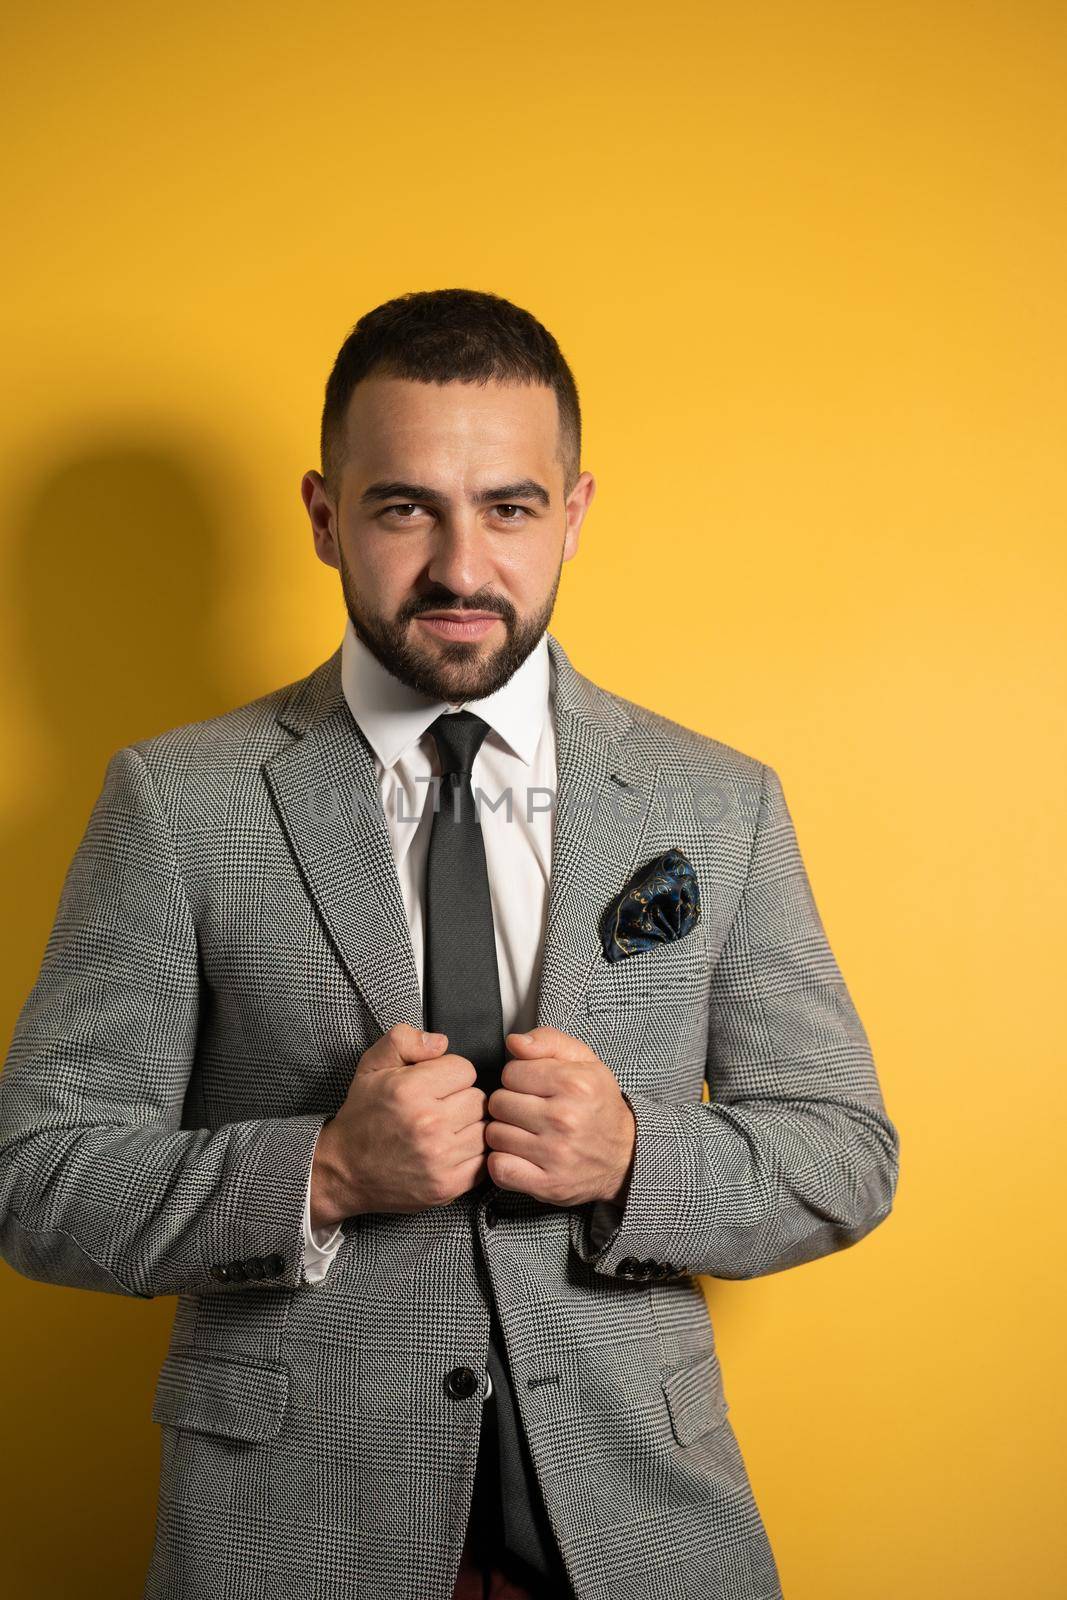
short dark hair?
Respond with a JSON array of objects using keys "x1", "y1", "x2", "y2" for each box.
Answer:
[{"x1": 319, "y1": 287, "x2": 581, "y2": 499}]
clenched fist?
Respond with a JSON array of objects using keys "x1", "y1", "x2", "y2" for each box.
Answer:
[
  {"x1": 485, "y1": 1026, "x2": 636, "y2": 1210},
  {"x1": 309, "y1": 1022, "x2": 489, "y2": 1228}
]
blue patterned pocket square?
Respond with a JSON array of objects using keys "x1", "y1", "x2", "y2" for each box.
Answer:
[{"x1": 599, "y1": 848, "x2": 701, "y2": 963}]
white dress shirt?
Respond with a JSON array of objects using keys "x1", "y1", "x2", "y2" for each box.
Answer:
[{"x1": 299, "y1": 619, "x2": 558, "y2": 1318}]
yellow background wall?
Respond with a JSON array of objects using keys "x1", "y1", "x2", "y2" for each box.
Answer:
[{"x1": 2, "y1": 2, "x2": 1064, "y2": 1595}]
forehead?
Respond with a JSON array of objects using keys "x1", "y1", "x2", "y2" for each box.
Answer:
[{"x1": 341, "y1": 374, "x2": 560, "y2": 473}]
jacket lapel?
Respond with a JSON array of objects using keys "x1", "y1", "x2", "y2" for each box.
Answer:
[
  {"x1": 264, "y1": 647, "x2": 425, "y2": 1036},
  {"x1": 535, "y1": 634, "x2": 660, "y2": 1030},
  {"x1": 262, "y1": 633, "x2": 661, "y2": 1038}
]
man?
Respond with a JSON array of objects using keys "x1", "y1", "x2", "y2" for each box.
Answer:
[{"x1": 0, "y1": 288, "x2": 900, "y2": 1600}]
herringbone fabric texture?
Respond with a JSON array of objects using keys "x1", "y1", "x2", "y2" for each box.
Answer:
[{"x1": 0, "y1": 631, "x2": 900, "y2": 1600}]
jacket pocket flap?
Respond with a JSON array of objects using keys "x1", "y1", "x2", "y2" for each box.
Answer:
[
  {"x1": 661, "y1": 1350, "x2": 729, "y2": 1446},
  {"x1": 151, "y1": 1350, "x2": 290, "y2": 1443}
]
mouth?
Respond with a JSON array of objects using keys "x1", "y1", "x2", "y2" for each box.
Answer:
[{"x1": 414, "y1": 612, "x2": 502, "y2": 641}]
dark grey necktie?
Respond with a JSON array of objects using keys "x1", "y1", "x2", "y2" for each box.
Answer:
[
  {"x1": 423, "y1": 710, "x2": 572, "y2": 1595},
  {"x1": 424, "y1": 711, "x2": 506, "y2": 1099}
]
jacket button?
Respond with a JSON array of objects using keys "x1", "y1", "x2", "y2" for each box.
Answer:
[
  {"x1": 484, "y1": 1203, "x2": 499, "y2": 1229},
  {"x1": 659, "y1": 1262, "x2": 675, "y2": 1277},
  {"x1": 226, "y1": 1261, "x2": 249, "y2": 1282},
  {"x1": 446, "y1": 1367, "x2": 479, "y2": 1399},
  {"x1": 209, "y1": 1264, "x2": 230, "y2": 1283},
  {"x1": 640, "y1": 1259, "x2": 658, "y2": 1277},
  {"x1": 244, "y1": 1257, "x2": 267, "y2": 1279},
  {"x1": 615, "y1": 1257, "x2": 641, "y2": 1277},
  {"x1": 264, "y1": 1253, "x2": 286, "y2": 1276}
]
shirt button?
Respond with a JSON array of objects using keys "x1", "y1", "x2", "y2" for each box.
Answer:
[
  {"x1": 484, "y1": 1203, "x2": 499, "y2": 1229},
  {"x1": 446, "y1": 1367, "x2": 479, "y2": 1399}
]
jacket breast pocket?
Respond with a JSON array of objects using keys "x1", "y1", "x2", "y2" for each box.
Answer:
[
  {"x1": 586, "y1": 964, "x2": 710, "y2": 1015},
  {"x1": 661, "y1": 1349, "x2": 730, "y2": 1445},
  {"x1": 586, "y1": 928, "x2": 710, "y2": 1016},
  {"x1": 151, "y1": 1349, "x2": 290, "y2": 1444}
]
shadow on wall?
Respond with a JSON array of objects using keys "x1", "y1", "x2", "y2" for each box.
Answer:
[{"x1": 0, "y1": 442, "x2": 235, "y2": 1599}]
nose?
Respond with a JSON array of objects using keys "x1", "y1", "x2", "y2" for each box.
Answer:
[{"x1": 425, "y1": 517, "x2": 495, "y2": 598}]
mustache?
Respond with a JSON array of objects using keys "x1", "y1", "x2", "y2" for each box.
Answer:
[{"x1": 401, "y1": 595, "x2": 515, "y2": 622}]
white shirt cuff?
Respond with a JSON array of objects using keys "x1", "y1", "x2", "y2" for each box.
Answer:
[{"x1": 301, "y1": 1129, "x2": 344, "y2": 1282}]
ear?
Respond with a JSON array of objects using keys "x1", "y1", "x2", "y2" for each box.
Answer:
[
  {"x1": 302, "y1": 470, "x2": 340, "y2": 569},
  {"x1": 563, "y1": 471, "x2": 596, "y2": 561}
]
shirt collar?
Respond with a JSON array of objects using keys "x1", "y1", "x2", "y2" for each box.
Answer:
[{"x1": 339, "y1": 616, "x2": 550, "y2": 770}]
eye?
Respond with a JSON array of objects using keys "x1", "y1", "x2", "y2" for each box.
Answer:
[
  {"x1": 382, "y1": 503, "x2": 425, "y2": 521},
  {"x1": 494, "y1": 504, "x2": 530, "y2": 521}
]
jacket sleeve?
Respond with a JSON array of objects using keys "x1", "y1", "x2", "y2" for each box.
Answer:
[
  {"x1": 0, "y1": 744, "x2": 335, "y2": 1300},
  {"x1": 571, "y1": 761, "x2": 900, "y2": 1281}
]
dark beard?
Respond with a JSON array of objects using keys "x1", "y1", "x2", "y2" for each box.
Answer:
[{"x1": 338, "y1": 545, "x2": 562, "y2": 704}]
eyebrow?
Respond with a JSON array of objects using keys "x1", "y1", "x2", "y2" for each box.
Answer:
[{"x1": 358, "y1": 478, "x2": 551, "y2": 510}]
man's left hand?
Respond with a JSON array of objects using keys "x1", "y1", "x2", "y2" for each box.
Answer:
[{"x1": 484, "y1": 1027, "x2": 636, "y2": 1208}]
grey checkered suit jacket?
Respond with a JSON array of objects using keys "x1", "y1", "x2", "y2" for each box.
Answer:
[{"x1": 0, "y1": 631, "x2": 899, "y2": 1600}]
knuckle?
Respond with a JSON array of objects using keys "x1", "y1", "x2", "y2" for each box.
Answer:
[
  {"x1": 411, "y1": 1106, "x2": 436, "y2": 1142},
  {"x1": 379, "y1": 1074, "x2": 403, "y2": 1109}
]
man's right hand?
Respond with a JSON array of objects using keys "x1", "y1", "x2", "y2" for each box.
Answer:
[{"x1": 309, "y1": 1023, "x2": 489, "y2": 1230}]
